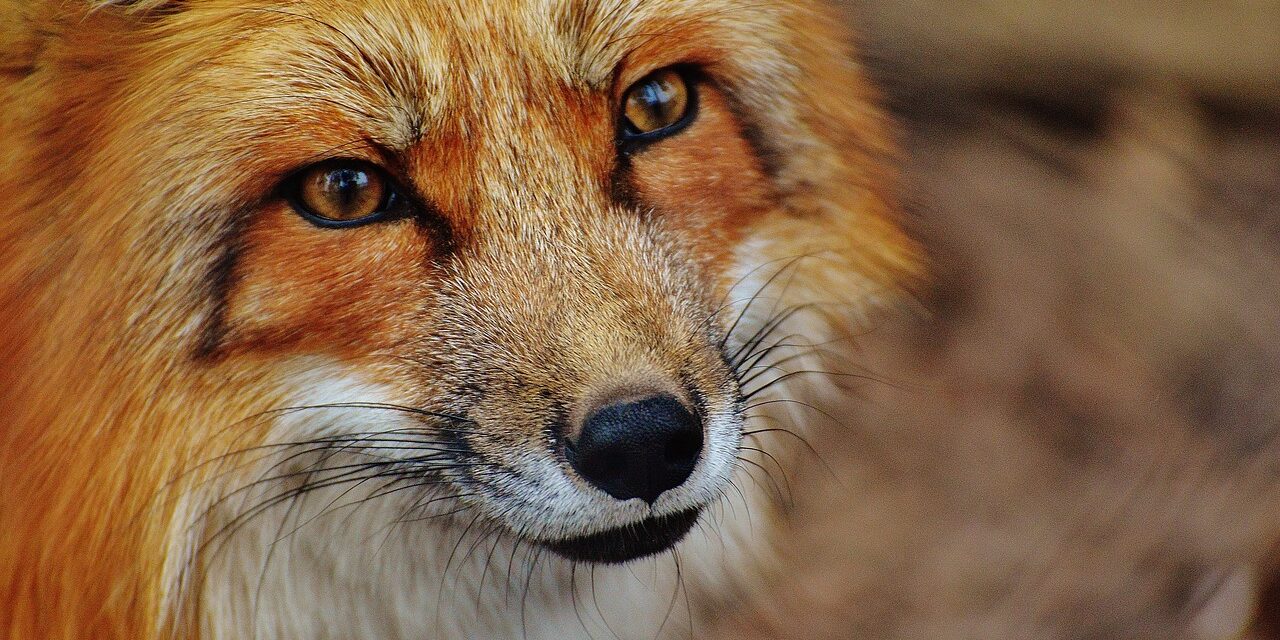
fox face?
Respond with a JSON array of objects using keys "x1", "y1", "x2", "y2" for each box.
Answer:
[{"x1": 0, "y1": 0, "x2": 920, "y2": 637}]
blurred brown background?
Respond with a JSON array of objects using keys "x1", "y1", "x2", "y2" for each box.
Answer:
[
  {"x1": 852, "y1": 0, "x2": 1280, "y2": 109},
  {"x1": 709, "y1": 3, "x2": 1280, "y2": 638}
]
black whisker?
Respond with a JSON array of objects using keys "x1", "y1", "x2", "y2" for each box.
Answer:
[
  {"x1": 743, "y1": 368, "x2": 897, "y2": 400},
  {"x1": 719, "y1": 255, "x2": 813, "y2": 354},
  {"x1": 735, "y1": 454, "x2": 790, "y2": 507},
  {"x1": 739, "y1": 444, "x2": 794, "y2": 502}
]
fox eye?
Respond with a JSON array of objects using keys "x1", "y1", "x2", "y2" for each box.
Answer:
[
  {"x1": 621, "y1": 68, "x2": 693, "y2": 140},
  {"x1": 289, "y1": 160, "x2": 398, "y2": 227}
]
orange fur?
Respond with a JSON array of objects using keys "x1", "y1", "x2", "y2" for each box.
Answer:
[{"x1": 0, "y1": 1, "x2": 921, "y2": 638}]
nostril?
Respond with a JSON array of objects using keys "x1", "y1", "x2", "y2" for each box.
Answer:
[{"x1": 567, "y1": 394, "x2": 704, "y2": 504}]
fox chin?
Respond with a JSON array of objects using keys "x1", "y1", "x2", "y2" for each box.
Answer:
[{"x1": 0, "y1": 0, "x2": 921, "y2": 638}]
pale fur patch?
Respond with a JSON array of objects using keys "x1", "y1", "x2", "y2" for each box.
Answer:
[
  {"x1": 177, "y1": 358, "x2": 765, "y2": 639},
  {"x1": 161, "y1": 221, "x2": 894, "y2": 639}
]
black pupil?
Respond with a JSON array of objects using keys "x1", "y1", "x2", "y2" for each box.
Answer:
[{"x1": 324, "y1": 168, "x2": 370, "y2": 209}]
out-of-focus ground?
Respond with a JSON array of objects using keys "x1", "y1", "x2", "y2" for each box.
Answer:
[{"x1": 709, "y1": 3, "x2": 1280, "y2": 638}]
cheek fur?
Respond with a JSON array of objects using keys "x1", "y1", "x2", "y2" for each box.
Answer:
[{"x1": 222, "y1": 205, "x2": 437, "y2": 357}]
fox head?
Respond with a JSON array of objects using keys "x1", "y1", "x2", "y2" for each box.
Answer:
[{"x1": 0, "y1": 0, "x2": 921, "y2": 637}]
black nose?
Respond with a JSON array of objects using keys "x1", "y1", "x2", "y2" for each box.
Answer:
[{"x1": 566, "y1": 394, "x2": 704, "y2": 504}]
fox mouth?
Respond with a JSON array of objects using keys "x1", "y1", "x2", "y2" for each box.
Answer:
[{"x1": 539, "y1": 508, "x2": 702, "y2": 563}]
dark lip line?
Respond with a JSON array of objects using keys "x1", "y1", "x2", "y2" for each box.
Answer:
[{"x1": 537, "y1": 507, "x2": 702, "y2": 564}]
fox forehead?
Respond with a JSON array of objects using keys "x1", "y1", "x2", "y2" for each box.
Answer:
[{"x1": 147, "y1": 0, "x2": 787, "y2": 151}]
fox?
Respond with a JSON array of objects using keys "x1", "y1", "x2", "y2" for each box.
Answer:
[{"x1": 0, "y1": 0, "x2": 922, "y2": 638}]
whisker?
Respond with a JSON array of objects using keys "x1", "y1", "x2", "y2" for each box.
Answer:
[
  {"x1": 719, "y1": 255, "x2": 813, "y2": 354},
  {"x1": 735, "y1": 454, "x2": 790, "y2": 507},
  {"x1": 742, "y1": 368, "x2": 898, "y2": 400},
  {"x1": 733, "y1": 331, "x2": 812, "y2": 378},
  {"x1": 736, "y1": 340, "x2": 859, "y2": 385},
  {"x1": 723, "y1": 472, "x2": 754, "y2": 530},
  {"x1": 443, "y1": 511, "x2": 487, "y2": 584},
  {"x1": 654, "y1": 548, "x2": 683, "y2": 640},
  {"x1": 739, "y1": 444, "x2": 794, "y2": 502}
]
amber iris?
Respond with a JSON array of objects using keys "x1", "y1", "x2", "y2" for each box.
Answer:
[
  {"x1": 622, "y1": 69, "x2": 690, "y2": 135},
  {"x1": 295, "y1": 162, "x2": 388, "y2": 223}
]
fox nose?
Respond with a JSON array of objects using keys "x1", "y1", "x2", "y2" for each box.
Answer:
[{"x1": 566, "y1": 394, "x2": 704, "y2": 504}]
